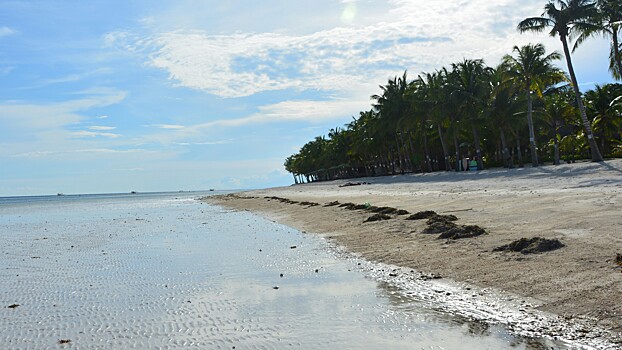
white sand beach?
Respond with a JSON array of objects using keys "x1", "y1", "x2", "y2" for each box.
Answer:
[{"x1": 211, "y1": 159, "x2": 622, "y2": 345}]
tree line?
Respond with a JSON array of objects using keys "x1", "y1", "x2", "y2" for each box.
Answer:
[{"x1": 284, "y1": 0, "x2": 622, "y2": 183}]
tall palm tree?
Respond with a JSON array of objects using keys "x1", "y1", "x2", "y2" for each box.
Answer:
[
  {"x1": 411, "y1": 73, "x2": 439, "y2": 172},
  {"x1": 596, "y1": 0, "x2": 622, "y2": 80},
  {"x1": 518, "y1": 0, "x2": 604, "y2": 162},
  {"x1": 487, "y1": 65, "x2": 525, "y2": 168},
  {"x1": 450, "y1": 59, "x2": 492, "y2": 170},
  {"x1": 428, "y1": 69, "x2": 454, "y2": 170},
  {"x1": 371, "y1": 71, "x2": 411, "y2": 172},
  {"x1": 575, "y1": 0, "x2": 622, "y2": 79},
  {"x1": 501, "y1": 43, "x2": 566, "y2": 166}
]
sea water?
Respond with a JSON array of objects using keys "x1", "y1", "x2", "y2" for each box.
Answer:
[{"x1": 0, "y1": 192, "x2": 569, "y2": 349}]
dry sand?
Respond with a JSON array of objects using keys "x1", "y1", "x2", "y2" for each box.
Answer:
[{"x1": 209, "y1": 159, "x2": 622, "y2": 344}]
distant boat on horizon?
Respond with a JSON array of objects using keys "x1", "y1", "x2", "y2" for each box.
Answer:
[
  {"x1": 130, "y1": 191, "x2": 137, "y2": 194},
  {"x1": 57, "y1": 193, "x2": 64, "y2": 196}
]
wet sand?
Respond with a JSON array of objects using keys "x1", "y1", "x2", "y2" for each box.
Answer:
[
  {"x1": 2, "y1": 193, "x2": 570, "y2": 349},
  {"x1": 209, "y1": 159, "x2": 622, "y2": 347}
]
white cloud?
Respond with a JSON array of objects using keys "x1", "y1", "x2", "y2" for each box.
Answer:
[
  {"x1": 71, "y1": 130, "x2": 121, "y2": 138},
  {"x1": 198, "y1": 98, "x2": 367, "y2": 128},
  {"x1": 0, "y1": 89, "x2": 126, "y2": 131},
  {"x1": 11, "y1": 148, "x2": 147, "y2": 158},
  {"x1": 0, "y1": 26, "x2": 15, "y2": 38},
  {"x1": 174, "y1": 139, "x2": 232, "y2": 146},
  {"x1": 88, "y1": 125, "x2": 116, "y2": 131},
  {"x1": 97, "y1": 115, "x2": 110, "y2": 119},
  {"x1": 109, "y1": 0, "x2": 553, "y2": 100},
  {"x1": 146, "y1": 124, "x2": 185, "y2": 129}
]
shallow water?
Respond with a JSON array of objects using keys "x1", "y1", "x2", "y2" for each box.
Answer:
[{"x1": 0, "y1": 192, "x2": 570, "y2": 349}]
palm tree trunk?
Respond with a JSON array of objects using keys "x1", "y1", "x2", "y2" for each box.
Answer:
[
  {"x1": 526, "y1": 89, "x2": 539, "y2": 166},
  {"x1": 612, "y1": 32, "x2": 622, "y2": 80},
  {"x1": 551, "y1": 118, "x2": 560, "y2": 165},
  {"x1": 553, "y1": 135, "x2": 559, "y2": 165},
  {"x1": 437, "y1": 124, "x2": 451, "y2": 170},
  {"x1": 453, "y1": 133, "x2": 460, "y2": 171},
  {"x1": 423, "y1": 129, "x2": 432, "y2": 172},
  {"x1": 408, "y1": 132, "x2": 416, "y2": 170},
  {"x1": 471, "y1": 124, "x2": 484, "y2": 170},
  {"x1": 399, "y1": 131, "x2": 411, "y2": 172},
  {"x1": 499, "y1": 127, "x2": 513, "y2": 168},
  {"x1": 394, "y1": 134, "x2": 404, "y2": 173},
  {"x1": 515, "y1": 133, "x2": 524, "y2": 167},
  {"x1": 560, "y1": 34, "x2": 604, "y2": 162}
]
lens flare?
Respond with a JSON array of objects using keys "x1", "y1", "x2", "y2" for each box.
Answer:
[{"x1": 340, "y1": 3, "x2": 357, "y2": 24}]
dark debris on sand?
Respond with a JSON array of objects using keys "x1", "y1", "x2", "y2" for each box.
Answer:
[
  {"x1": 298, "y1": 201, "x2": 320, "y2": 207},
  {"x1": 438, "y1": 225, "x2": 486, "y2": 239},
  {"x1": 420, "y1": 213, "x2": 485, "y2": 239},
  {"x1": 364, "y1": 213, "x2": 392, "y2": 223},
  {"x1": 493, "y1": 237, "x2": 564, "y2": 254},
  {"x1": 422, "y1": 221, "x2": 457, "y2": 234},
  {"x1": 426, "y1": 214, "x2": 458, "y2": 224},
  {"x1": 406, "y1": 210, "x2": 438, "y2": 220},
  {"x1": 339, "y1": 182, "x2": 369, "y2": 188},
  {"x1": 264, "y1": 196, "x2": 299, "y2": 205}
]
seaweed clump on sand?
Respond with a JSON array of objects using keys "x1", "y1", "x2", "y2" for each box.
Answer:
[
  {"x1": 422, "y1": 220, "x2": 457, "y2": 234},
  {"x1": 438, "y1": 225, "x2": 486, "y2": 239},
  {"x1": 420, "y1": 213, "x2": 484, "y2": 239},
  {"x1": 493, "y1": 237, "x2": 564, "y2": 254},
  {"x1": 324, "y1": 201, "x2": 340, "y2": 207},
  {"x1": 370, "y1": 206, "x2": 401, "y2": 215},
  {"x1": 364, "y1": 213, "x2": 392, "y2": 223},
  {"x1": 298, "y1": 201, "x2": 320, "y2": 207},
  {"x1": 426, "y1": 214, "x2": 458, "y2": 224},
  {"x1": 406, "y1": 211, "x2": 438, "y2": 220},
  {"x1": 265, "y1": 196, "x2": 299, "y2": 204}
]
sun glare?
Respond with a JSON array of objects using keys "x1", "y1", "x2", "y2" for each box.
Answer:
[{"x1": 340, "y1": 3, "x2": 357, "y2": 24}]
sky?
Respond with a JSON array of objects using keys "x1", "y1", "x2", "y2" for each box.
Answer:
[{"x1": 0, "y1": 0, "x2": 617, "y2": 196}]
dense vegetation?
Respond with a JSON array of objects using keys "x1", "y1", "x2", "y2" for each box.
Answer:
[{"x1": 284, "y1": 0, "x2": 622, "y2": 184}]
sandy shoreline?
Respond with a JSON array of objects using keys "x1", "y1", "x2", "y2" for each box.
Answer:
[{"x1": 208, "y1": 159, "x2": 622, "y2": 346}]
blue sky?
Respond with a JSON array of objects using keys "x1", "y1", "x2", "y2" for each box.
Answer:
[{"x1": 0, "y1": 0, "x2": 616, "y2": 196}]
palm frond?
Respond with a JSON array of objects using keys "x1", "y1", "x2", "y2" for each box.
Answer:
[{"x1": 517, "y1": 17, "x2": 552, "y2": 33}]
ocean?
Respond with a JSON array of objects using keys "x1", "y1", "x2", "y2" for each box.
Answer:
[{"x1": 0, "y1": 192, "x2": 568, "y2": 349}]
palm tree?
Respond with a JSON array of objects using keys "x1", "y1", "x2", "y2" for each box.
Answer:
[
  {"x1": 584, "y1": 83, "x2": 622, "y2": 155},
  {"x1": 450, "y1": 59, "x2": 492, "y2": 170},
  {"x1": 487, "y1": 65, "x2": 525, "y2": 168},
  {"x1": 518, "y1": 0, "x2": 604, "y2": 162},
  {"x1": 501, "y1": 43, "x2": 566, "y2": 166},
  {"x1": 542, "y1": 89, "x2": 577, "y2": 164},
  {"x1": 411, "y1": 73, "x2": 438, "y2": 172},
  {"x1": 597, "y1": 0, "x2": 622, "y2": 80},
  {"x1": 371, "y1": 72, "x2": 411, "y2": 173},
  {"x1": 576, "y1": 0, "x2": 622, "y2": 79}
]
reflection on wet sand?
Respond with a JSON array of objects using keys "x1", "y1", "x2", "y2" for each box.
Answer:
[{"x1": 0, "y1": 193, "x2": 573, "y2": 349}]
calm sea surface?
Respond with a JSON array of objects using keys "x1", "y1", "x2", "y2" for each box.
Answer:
[{"x1": 0, "y1": 192, "x2": 568, "y2": 349}]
